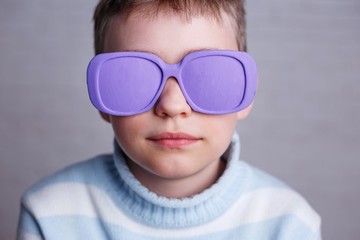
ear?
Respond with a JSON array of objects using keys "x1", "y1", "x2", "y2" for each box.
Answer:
[
  {"x1": 236, "y1": 103, "x2": 253, "y2": 120},
  {"x1": 99, "y1": 111, "x2": 111, "y2": 123}
]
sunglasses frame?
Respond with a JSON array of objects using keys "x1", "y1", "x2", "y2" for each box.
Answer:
[{"x1": 87, "y1": 50, "x2": 257, "y2": 116}]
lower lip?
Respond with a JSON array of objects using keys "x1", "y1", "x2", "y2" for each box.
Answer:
[{"x1": 149, "y1": 138, "x2": 199, "y2": 148}]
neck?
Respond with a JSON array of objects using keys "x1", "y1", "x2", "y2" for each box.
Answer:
[{"x1": 126, "y1": 157, "x2": 226, "y2": 199}]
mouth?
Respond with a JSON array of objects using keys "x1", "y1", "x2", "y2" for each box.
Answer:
[{"x1": 147, "y1": 132, "x2": 201, "y2": 148}]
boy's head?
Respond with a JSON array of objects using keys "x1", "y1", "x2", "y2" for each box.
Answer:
[
  {"x1": 87, "y1": 0, "x2": 255, "y2": 198},
  {"x1": 93, "y1": 0, "x2": 247, "y2": 55}
]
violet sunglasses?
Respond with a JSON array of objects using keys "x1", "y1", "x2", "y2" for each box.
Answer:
[{"x1": 87, "y1": 50, "x2": 257, "y2": 116}]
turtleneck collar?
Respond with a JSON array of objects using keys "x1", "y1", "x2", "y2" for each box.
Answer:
[{"x1": 112, "y1": 132, "x2": 250, "y2": 228}]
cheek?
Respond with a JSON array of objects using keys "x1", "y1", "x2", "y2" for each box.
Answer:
[
  {"x1": 199, "y1": 115, "x2": 238, "y2": 160},
  {"x1": 110, "y1": 116, "x2": 148, "y2": 144},
  {"x1": 204, "y1": 114, "x2": 238, "y2": 132},
  {"x1": 110, "y1": 116, "x2": 149, "y2": 162},
  {"x1": 201, "y1": 114, "x2": 238, "y2": 149}
]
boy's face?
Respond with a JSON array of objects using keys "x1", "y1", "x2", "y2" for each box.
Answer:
[{"x1": 102, "y1": 10, "x2": 251, "y2": 196}]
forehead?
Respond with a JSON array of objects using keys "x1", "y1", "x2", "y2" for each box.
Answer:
[{"x1": 103, "y1": 10, "x2": 238, "y2": 63}]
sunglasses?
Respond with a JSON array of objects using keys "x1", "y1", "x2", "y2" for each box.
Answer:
[{"x1": 87, "y1": 50, "x2": 257, "y2": 116}]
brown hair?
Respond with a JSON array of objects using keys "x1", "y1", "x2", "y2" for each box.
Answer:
[{"x1": 93, "y1": 0, "x2": 246, "y2": 54}]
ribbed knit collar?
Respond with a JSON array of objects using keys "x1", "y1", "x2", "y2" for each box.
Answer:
[{"x1": 112, "y1": 132, "x2": 250, "y2": 228}]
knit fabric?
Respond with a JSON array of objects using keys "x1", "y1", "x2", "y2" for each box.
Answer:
[{"x1": 17, "y1": 133, "x2": 321, "y2": 239}]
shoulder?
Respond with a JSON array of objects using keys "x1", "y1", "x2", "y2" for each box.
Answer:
[
  {"x1": 21, "y1": 154, "x2": 115, "y2": 209},
  {"x1": 231, "y1": 162, "x2": 322, "y2": 238}
]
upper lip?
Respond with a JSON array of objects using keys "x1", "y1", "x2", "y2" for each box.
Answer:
[{"x1": 147, "y1": 132, "x2": 200, "y2": 140}]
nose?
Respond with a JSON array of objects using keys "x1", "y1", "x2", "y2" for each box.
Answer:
[{"x1": 154, "y1": 78, "x2": 192, "y2": 118}]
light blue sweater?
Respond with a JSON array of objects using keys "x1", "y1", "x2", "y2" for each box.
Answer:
[{"x1": 17, "y1": 134, "x2": 321, "y2": 239}]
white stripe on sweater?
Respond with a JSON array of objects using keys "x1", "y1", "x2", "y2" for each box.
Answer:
[{"x1": 25, "y1": 183, "x2": 319, "y2": 237}]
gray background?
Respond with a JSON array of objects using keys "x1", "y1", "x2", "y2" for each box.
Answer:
[{"x1": 0, "y1": 0, "x2": 359, "y2": 239}]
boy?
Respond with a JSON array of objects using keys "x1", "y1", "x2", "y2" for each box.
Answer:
[{"x1": 17, "y1": 0, "x2": 321, "y2": 239}]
